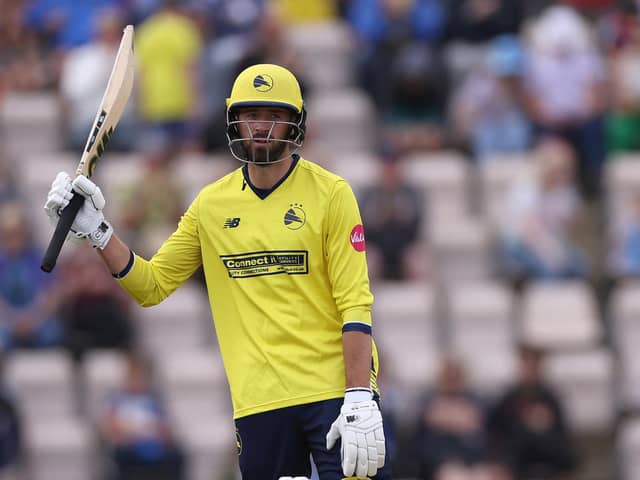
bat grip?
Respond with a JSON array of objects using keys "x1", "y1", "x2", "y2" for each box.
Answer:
[{"x1": 41, "y1": 193, "x2": 84, "y2": 272}]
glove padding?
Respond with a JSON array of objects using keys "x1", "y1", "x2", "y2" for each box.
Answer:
[
  {"x1": 326, "y1": 399, "x2": 386, "y2": 478},
  {"x1": 44, "y1": 172, "x2": 113, "y2": 249}
]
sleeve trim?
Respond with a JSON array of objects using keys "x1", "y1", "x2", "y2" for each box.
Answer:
[
  {"x1": 342, "y1": 322, "x2": 372, "y2": 334},
  {"x1": 112, "y1": 250, "x2": 135, "y2": 279}
]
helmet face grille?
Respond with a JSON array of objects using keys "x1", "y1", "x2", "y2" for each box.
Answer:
[
  {"x1": 226, "y1": 107, "x2": 306, "y2": 164},
  {"x1": 225, "y1": 64, "x2": 306, "y2": 163}
]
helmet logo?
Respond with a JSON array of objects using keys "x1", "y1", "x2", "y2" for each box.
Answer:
[{"x1": 253, "y1": 74, "x2": 273, "y2": 92}]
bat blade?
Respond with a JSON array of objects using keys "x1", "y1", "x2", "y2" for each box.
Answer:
[{"x1": 41, "y1": 25, "x2": 135, "y2": 273}]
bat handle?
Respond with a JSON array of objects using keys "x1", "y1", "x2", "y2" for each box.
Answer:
[{"x1": 41, "y1": 193, "x2": 84, "y2": 272}]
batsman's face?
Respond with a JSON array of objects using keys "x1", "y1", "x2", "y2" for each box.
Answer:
[{"x1": 236, "y1": 107, "x2": 293, "y2": 163}]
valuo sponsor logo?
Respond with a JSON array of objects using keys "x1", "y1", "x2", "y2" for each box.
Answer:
[{"x1": 350, "y1": 224, "x2": 366, "y2": 252}]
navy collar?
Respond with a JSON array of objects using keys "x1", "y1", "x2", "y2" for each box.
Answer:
[{"x1": 242, "y1": 154, "x2": 299, "y2": 200}]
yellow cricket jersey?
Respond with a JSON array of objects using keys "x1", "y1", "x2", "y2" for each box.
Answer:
[
  {"x1": 117, "y1": 156, "x2": 380, "y2": 418},
  {"x1": 136, "y1": 11, "x2": 202, "y2": 121},
  {"x1": 273, "y1": 0, "x2": 337, "y2": 23}
]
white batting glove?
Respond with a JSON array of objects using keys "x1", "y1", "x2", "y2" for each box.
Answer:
[
  {"x1": 44, "y1": 172, "x2": 113, "y2": 249},
  {"x1": 326, "y1": 389, "x2": 386, "y2": 478}
]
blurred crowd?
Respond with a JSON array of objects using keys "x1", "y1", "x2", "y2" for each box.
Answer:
[{"x1": 1, "y1": 0, "x2": 640, "y2": 479}]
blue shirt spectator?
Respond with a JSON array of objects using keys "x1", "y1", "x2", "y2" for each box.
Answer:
[
  {"x1": 0, "y1": 203, "x2": 63, "y2": 349},
  {"x1": 23, "y1": 0, "x2": 123, "y2": 49},
  {"x1": 347, "y1": 0, "x2": 446, "y2": 45}
]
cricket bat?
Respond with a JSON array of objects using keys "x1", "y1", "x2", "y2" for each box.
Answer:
[{"x1": 41, "y1": 25, "x2": 135, "y2": 273}]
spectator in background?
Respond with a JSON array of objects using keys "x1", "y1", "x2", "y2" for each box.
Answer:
[
  {"x1": 609, "y1": 192, "x2": 640, "y2": 278},
  {"x1": 605, "y1": 8, "x2": 640, "y2": 153},
  {"x1": 347, "y1": 0, "x2": 446, "y2": 111},
  {"x1": 442, "y1": 0, "x2": 523, "y2": 85},
  {"x1": 562, "y1": 0, "x2": 614, "y2": 15},
  {"x1": 198, "y1": 3, "x2": 298, "y2": 152},
  {"x1": 20, "y1": 0, "x2": 122, "y2": 88},
  {"x1": 136, "y1": 0, "x2": 203, "y2": 153},
  {"x1": 383, "y1": 42, "x2": 449, "y2": 154},
  {"x1": 193, "y1": 0, "x2": 265, "y2": 127},
  {"x1": 444, "y1": 0, "x2": 522, "y2": 44},
  {"x1": 115, "y1": 148, "x2": 186, "y2": 257},
  {"x1": 522, "y1": 4, "x2": 608, "y2": 196},
  {"x1": 497, "y1": 137, "x2": 588, "y2": 281},
  {"x1": 22, "y1": 0, "x2": 122, "y2": 50},
  {"x1": 0, "y1": 156, "x2": 20, "y2": 203},
  {"x1": 189, "y1": 0, "x2": 264, "y2": 38},
  {"x1": 99, "y1": 351, "x2": 186, "y2": 480},
  {"x1": 271, "y1": 0, "x2": 338, "y2": 23},
  {"x1": 0, "y1": 202, "x2": 63, "y2": 349},
  {"x1": 489, "y1": 345, "x2": 578, "y2": 480},
  {"x1": 126, "y1": 0, "x2": 167, "y2": 24},
  {"x1": 415, "y1": 357, "x2": 492, "y2": 480},
  {"x1": 59, "y1": 8, "x2": 137, "y2": 152},
  {"x1": 1, "y1": 0, "x2": 52, "y2": 91},
  {"x1": 359, "y1": 151, "x2": 424, "y2": 280},
  {"x1": 0, "y1": 357, "x2": 22, "y2": 476},
  {"x1": 59, "y1": 245, "x2": 135, "y2": 362},
  {"x1": 450, "y1": 34, "x2": 532, "y2": 162}
]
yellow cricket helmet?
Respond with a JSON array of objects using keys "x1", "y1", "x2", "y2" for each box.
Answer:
[{"x1": 225, "y1": 64, "x2": 306, "y2": 164}]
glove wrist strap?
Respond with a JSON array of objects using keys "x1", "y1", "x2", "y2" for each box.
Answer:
[
  {"x1": 344, "y1": 387, "x2": 373, "y2": 403},
  {"x1": 88, "y1": 220, "x2": 113, "y2": 250}
]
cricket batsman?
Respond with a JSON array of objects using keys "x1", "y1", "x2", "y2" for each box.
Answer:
[{"x1": 45, "y1": 63, "x2": 391, "y2": 479}]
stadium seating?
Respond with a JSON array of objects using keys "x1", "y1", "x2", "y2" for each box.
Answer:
[
  {"x1": 604, "y1": 153, "x2": 640, "y2": 225},
  {"x1": 544, "y1": 348, "x2": 615, "y2": 434},
  {"x1": 155, "y1": 347, "x2": 235, "y2": 480},
  {"x1": 305, "y1": 88, "x2": 376, "y2": 151},
  {"x1": 156, "y1": 348, "x2": 230, "y2": 424},
  {"x1": 173, "y1": 412, "x2": 237, "y2": 480},
  {"x1": 134, "y1": 281, "x2": 216, "y2": 355},
  {"x1": 5, "y1": 350, "x2": 77, "y2": 421},
  {"x1": 372, "y1": 281, "x2": 442, "y2": 411},
  {"x1": 519, "y1": 280, "x2": 602, "y2": 350},
  {"x1": 25, "y1": 417, "x2": 96, "y2": 480},
  {"x1": 478, "y1": 152, "x2": 535, "y2": 224},
  {"x1": 402, "y1": 150, "x2": 471, "y2": 237},
  {"x1": 330, "y1": 150, "x2": 380, "y2": 193},
  {"x1": 618, "y1": 417, "x2": 640, "y2": 480},
  {"x1": 446, "y1": 281, "x2": 516, "y2": 395},
  {"x1": 609, "y1": 280, "x2": 640, "y2": 411},
  {"x1": 429, "y1": 217, "x2": 493, "y2": 284},
  {"x1": 0, "y1": 92, "x2": 62, "y2": 157},
  {"x1": 80, "y1": 349, "x2": 127, "y2": 420},
  {"x1": 284, "y1": 20, "x2": 355, "y2": 91}
]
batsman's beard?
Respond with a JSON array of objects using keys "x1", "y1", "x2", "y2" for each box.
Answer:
[{"x1": 242, "y1": 138, "x2": 288, "y2": 164}]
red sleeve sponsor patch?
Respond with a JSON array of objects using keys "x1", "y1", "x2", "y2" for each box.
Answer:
[{"x1": 350, "y1": 224, "x2": 366, "y2": 252}]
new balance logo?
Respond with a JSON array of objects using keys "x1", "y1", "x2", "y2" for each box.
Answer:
[{"x1": 224, "y1": 218, "x2": 240, "y2": 228}]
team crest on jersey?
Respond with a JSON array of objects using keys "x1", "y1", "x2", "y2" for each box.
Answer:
[
  {"x1": 350, "y1": 224, "x2": 366, "y2": 252},
  {"x1": 284, "y1": 203, "x2": 306, "y2": 230}
]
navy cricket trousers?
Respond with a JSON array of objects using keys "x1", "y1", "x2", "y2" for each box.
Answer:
[{"x1": 234, "y1": 397, "x2": 392, "y2": 480}]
